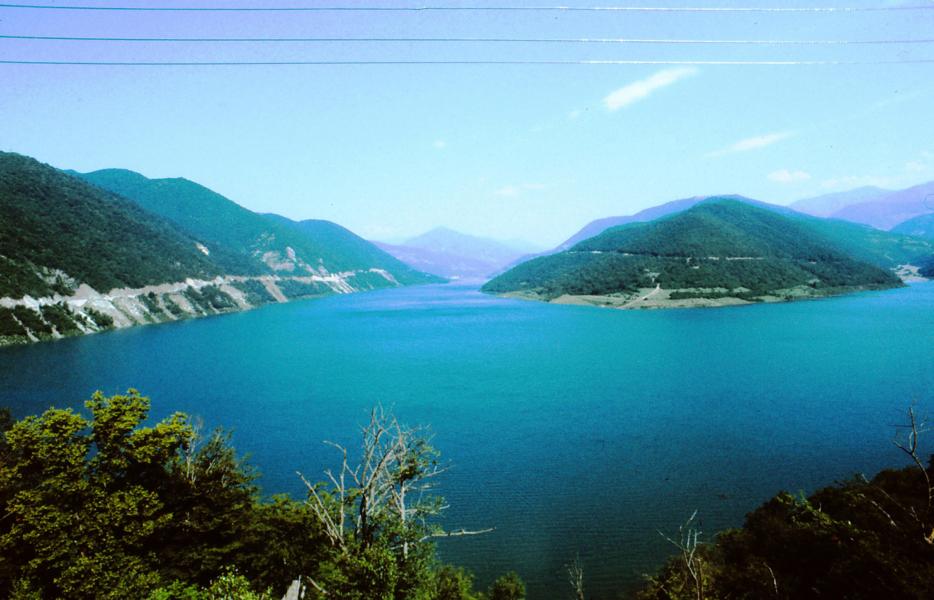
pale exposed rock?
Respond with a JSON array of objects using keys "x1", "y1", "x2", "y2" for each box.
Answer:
[{"x1": 1, "y1": 269, "x2": 400, "y2": 346}]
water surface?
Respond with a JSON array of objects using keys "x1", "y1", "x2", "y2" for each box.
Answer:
[{"x1": 2, "y1": 283, "x2": 933, "y2": 598}]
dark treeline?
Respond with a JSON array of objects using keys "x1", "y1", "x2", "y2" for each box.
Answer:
[{"x1": 2, "y1": 396, "x2": 934, "y2": 599}]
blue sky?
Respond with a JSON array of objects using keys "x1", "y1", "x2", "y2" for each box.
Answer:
[{"x1": 2, "y1": 1, "x2": 933, "y2": 247}]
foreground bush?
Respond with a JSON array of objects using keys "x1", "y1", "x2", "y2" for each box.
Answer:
[
  {"x1": 0, "y1": 392, "x2": 523, "y2": 599},
  {"x1": 636, "y1": 461, "x2": 934, "y2": 599}
]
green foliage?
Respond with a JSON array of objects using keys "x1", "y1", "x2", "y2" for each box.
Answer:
[
  {"x1": 431, "y1": 565, "x2": 479, "y2": 600},
  {"x1": 892, "y1": 211, "x2": 934, "y2": 241},
  {"x1": 39, "y1": 303, "x2": 81, "y2": 335},
  {"x1": 918, "y1": 255, "x2": 934, "y2": 278},
  {"x1": 488, "y1": 572, "x2": 526, "y2": 600},
  {"x1": 140, "y1": 291, "x2": 167, "y2": 320},
  {"x1": 79, "y1": 169, "x2": 440, "y2": 285},
  {"x1": 0, "y1": 307, "x2": 28, "y2": 339},
  {"x1": 0, "y1": 391, "x2": 304, "y2": 598},
  {"x1": 277, "y1": 278, "x2": 333, "y2": 298},
  {"x1": 0, "y1": 153, "x2": 220, "y2": 297},
  {"x1": 0, "y1": 393, "x2": 520, "y2": 599},
  {"x1": 0, "y1": 256, "x2": 53, "y2": 299},
  {"x1": 0, "y1": 390, "x2": 189, "y2": 598},
  {"x1": 636, "y1": 465, "x2": 934, "y2": 599},
  {"x1": 149, "y1": 569, "x2": 273, "y2": 600},
  {"x1": 161, "y1": 296, "x2": 186, "y2": 318},
  {"x1": 183, "y1": 285, "x2": 238, "y2": 313},
  {"x1": 85, "y1": 307, "x2": 115, "y2": 329},
  {"x1": 0, "y1": 406, "x2": 11, "y2": 458},
  {"x1": 231, "y1": 279, "x2": 277, "y2": 305},
  {"x1": 484, "y1": 199, "x2": 903, "y2": 300},
  {"x1": 11, "y1": 306, "x2": 51, "y2": 336}
]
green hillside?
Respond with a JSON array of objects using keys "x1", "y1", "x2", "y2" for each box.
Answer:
[
  {"x1": 483, "y1": 199, "x2": 903, "y2": 303},
  {"x1": 801, "y1": 216, "x2": 934, "y2": 269},
  {"x1": 0, "y1": 153, "x2": 219, "y2": 298},
  {"x1": 892, "y1": 212, "x2": 934, "y2": 241},
  {"x1": 78, "y1": 169, "x2": 439, "y2": 284}
]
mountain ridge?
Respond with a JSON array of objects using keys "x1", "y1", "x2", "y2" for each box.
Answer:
[
  {"x1": 0, "y1": 152, "x2": 440, "y2": 346},
  {"x1": 483, "y1": 198, "x2": 913, "y2": 309}
]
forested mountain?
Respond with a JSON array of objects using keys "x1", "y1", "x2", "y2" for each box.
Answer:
[
  {"x1": 514, "y1": 195, "x2": 798, "y2": 270},
  {"x1": 0, "y1": 152, "x2": 219, "y2": 298},
  {"x1": 892, "y1": 211, "x2": 934, "y2": 240},
  {"x1": 483, "y1": 199, "x2": 908, "y2": 308},
  {"x1": 77, "y1": 169, "x2": 438, "y2": 285},
  {"x1": 553, "y1": 196, "x2": 716, "y2": 252},
  {"x1": 0, "y1": 152, "x2": 439, "y2": 346}
]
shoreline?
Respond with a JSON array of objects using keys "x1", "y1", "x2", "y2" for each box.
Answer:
[{"x1": 498, "y1": 281, "x2": 912, "y2": 311}]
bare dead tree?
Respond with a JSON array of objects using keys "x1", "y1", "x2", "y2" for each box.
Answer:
[
  {"x1": 180, "y1": 415, "x2": 204, "y2": 484},
  {"x1": 567, "y1": 555, "x2": 585, "y2": 600},
  {"x1": 893, "y1": 405, "x2": 934, "y2": 543},
  {"x1": 659, "y1": 510, "x2": 705, "y2": 600},
  {"x1": 298, "y1": 405, "x2": 490, "y2": 557}
]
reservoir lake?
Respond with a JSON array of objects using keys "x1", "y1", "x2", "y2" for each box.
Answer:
[{"x1": 2, "y1": 282, "x2": 933, "y2": 598}]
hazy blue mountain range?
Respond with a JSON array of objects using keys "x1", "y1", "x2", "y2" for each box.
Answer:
[
  {"x1": 831, "y1": 181, "x2": 934, "y2": 230},
  {"x1": 375, "y1": 227, "x2": 537, "y2": 279},
  {"x1": 791, "y1": 181, "x2": 934, "y2": 230},
  {"x1": 483, "y1": 198, "x2": 917, "y2": 307},
  {"x1": 789, "y1": 186, "x2": 893, "y2": 218}
]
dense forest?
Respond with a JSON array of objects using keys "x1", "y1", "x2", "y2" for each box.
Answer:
[
  {"x1": 0, "y1": 153, "x2": 220, "y2": 298},
  {"x1": 0, "y1": 152, "x2": 440, "y2": 301},
  {"x1": 77, "y1": 169, "x2": 440, "y2": 286},
  {"x1": 2, "y1": 394, "x2": 934, "y2": 599},
  {"x1": 483, "y1": 200, "x2": 906, "y2": 300}
]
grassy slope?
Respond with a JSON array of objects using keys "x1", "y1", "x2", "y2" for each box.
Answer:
[
  {"x1": 483, "y1": 199, "x2": 903, "y2": 299},
  {"x1": 0, "y1": 153, "x2": 219, "y2": 297}
]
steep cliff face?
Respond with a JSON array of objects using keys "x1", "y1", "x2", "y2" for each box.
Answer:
[{"x1": 0, "y1": 269, "x2": 400, "y2": 346}]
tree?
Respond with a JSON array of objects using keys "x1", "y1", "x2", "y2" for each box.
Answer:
[
  {"x1": 0, "y1": 390, "x2": 190, "y2": 598},
  {"x1": 298, "y1": 406, "x2": 492, "y2": 598},
  {"x1": 488, "y1": 572, "x2": 526, "y2": 600}
]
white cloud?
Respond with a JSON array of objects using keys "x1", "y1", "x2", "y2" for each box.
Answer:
[
  {"x1": 768, "y1": 169, "x2": 812, "y2": 184},
  {"x1": 432, "y1": 140, "x2": 447, "y2": 150},
  {"x1": 568, "y1": 109, "x2": 582, "y2": 120},
  {"x1": 706, "y1": 131, "x2": 794, "y2": 158},
  {"x1": 494, "y1": 183, "x2": 547, "y2": 198},
  {"x1": 905, "y1": 152, "x2": 933, "y2": 173},
  {"x1": 603, "y1": 67, "x2": 698, "y2": 111}
]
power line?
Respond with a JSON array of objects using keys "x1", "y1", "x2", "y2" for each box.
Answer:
[
  {"x1": 1, "y1": 3, "x2": 933, "y2": 12},
  {"x1": 2, "y1": 58, "x2": 933, "y2": 65},
  {"x1": 3, "y1": 34, "x2": 933, "y2": 45}
]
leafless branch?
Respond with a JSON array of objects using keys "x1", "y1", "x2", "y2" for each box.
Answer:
[
  {"x1": 893, "y1": 405, "x2": 934, "y2": 543},
  {"x1": 567, "y1": 555, "x2": 585, "y2": 600},
  {"x1": 659, "y1": 510, "x2": 705, "y2": 600}
]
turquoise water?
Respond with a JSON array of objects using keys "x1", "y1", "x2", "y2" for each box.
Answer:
[{"x1": 2, "y1": 283, "x2": 934, "y2": 598}]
